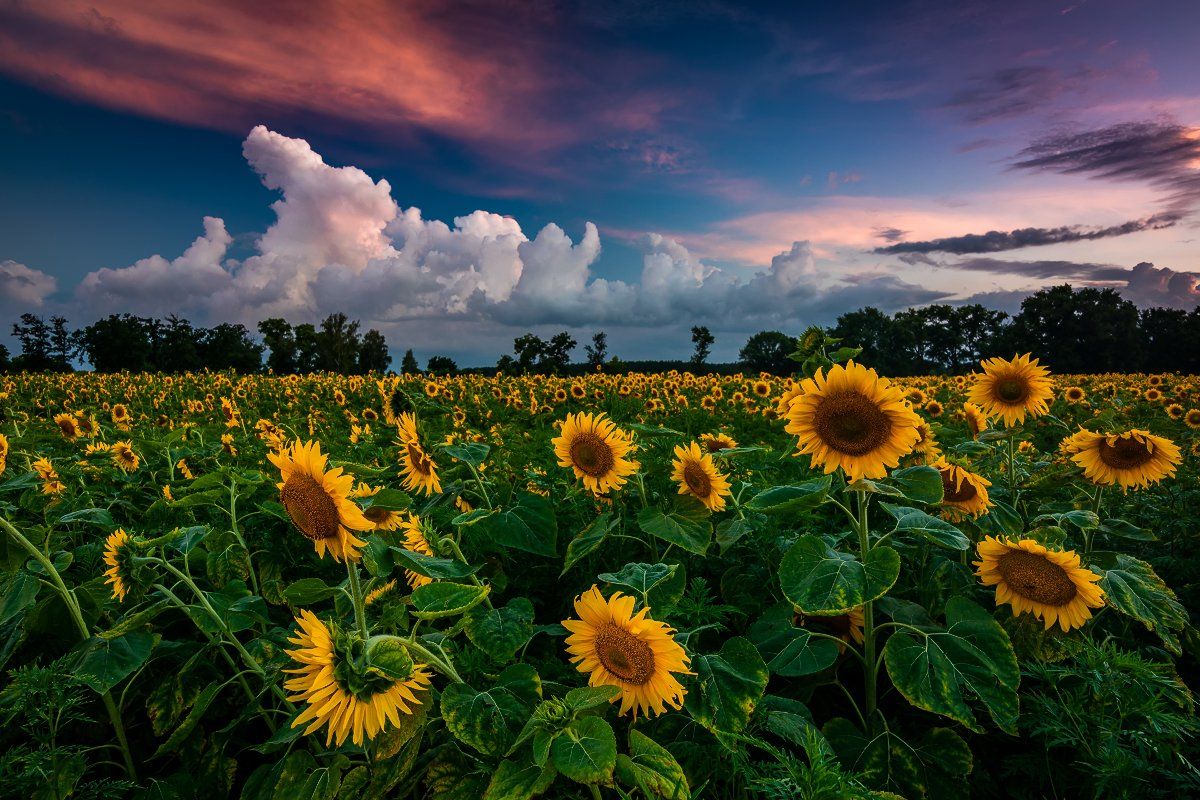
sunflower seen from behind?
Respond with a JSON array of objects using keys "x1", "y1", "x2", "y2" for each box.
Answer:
[
  {"x1": 552, "y1": 412, "x2": 639, "y2": 494},
  {"x1": 784, "y1": 361, "x2": 922, "y2": 483},
  {"x1": 968, "y1": 353, "x2": 1053, "y2": 427},
  {"x1": 932, "y1": 458, "x2": 992, "y2": 521},
  {"x1": 269, "y1": 439, "x2": 372, "y2": 562},
  {"x1": 1069, "y1": 429, "x2": 1181, "y2": 491},
  {"x1": 670, "y1": 441, "x2": 732, "y2": 512},
  {"x1": 975, "y1": 536, "x2": 1104, "y2": 632},
  {"x1": 102, "y1": 528, "x2": 136, "y2": 602},
  {"x1": 562, "y1": 586, "x2": 690, "y2": 718}
]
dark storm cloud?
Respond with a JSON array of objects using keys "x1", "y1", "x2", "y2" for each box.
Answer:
[
  {"x1": 951, "y1": 258, "x2": 1200, "y2": 309},
  {"x1": 873, "y1": 226, "x2": 908, "y2": 243},
  {"x1": 874, "y1": 213, "x2": 1179, "y2": 255}
]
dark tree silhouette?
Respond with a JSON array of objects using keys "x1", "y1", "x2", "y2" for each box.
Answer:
[
  {"x1": 426, "y1": 355, "x2": 457, "y2": 375},
  {"x1": 738, "y1": 331, "x2": 795, "y2": 375},
  {"x1": 584, "y1": 331, "x2": 608, "y2": 367},
  {"x1": 401, "y1": 349, "x2": 419, "y2": 374},
  {"x1": 358, "y1": 329, "x2": 391, "y2": 373},
  {"x1": 691, "y1": 326, "x2": 714, "y2": 365},
  {"x1": 258, "y1": 318, "x2": 298, "y2": 374}
]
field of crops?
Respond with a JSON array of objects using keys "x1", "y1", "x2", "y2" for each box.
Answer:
[{"x1": 1, "y1": 343, "x2": 1199, "y2": 799}]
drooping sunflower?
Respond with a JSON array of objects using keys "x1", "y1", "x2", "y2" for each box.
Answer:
[
  {"x1": 963, "y1": 403, "x2": 989, "y2": 439},
  {"x1": 285, "y1": 610, "x2": 432, "y2": 747},
  {"x1": 1069, "y1": 429, "x2": 1182, "y2": 491},
  {"x1": 552, "y1": 412, "x2": 639, "y2": 494},
  {"x1": 377, "y1": 378, "x2": 412, "y2": 427},
  {"x1": 968, "y1": 353, "x2": 1053, "y2": 427},
  {"x1": 784, "y1": 361, "x2": 922, "y2": 482},
  {"x1": 699, "y1": 432, "x2": 738, "y2": 453},
  {"x1": 974, "y1": 537, "x2": 1104, "y2": 632},
  {"x1": 932, "y1": 458, "x2": 992, "y2": 521},
  {"x1": 911, "y1": 420, "x2": 942, "y2": 464},
  {"x1": 268, "y1": 439, "x2": 372, "y2": 562},
  {"x1": 399, "y1": 440, "x2": 441, "y2": 496},
  {"x1": 102, "y1": 529, "x2": 136, "y2": 602},
  {"x1": 110, "y1": 441, "x2": 140, "y2": 472},
  {"x1": 398, "y1": 514, "x2": 434, "y2": 589},
  {"x1": 795, "y1": 606, "x2": 864, "y2": 653},
  {"x1": 562, "y1": 586, "x2": 690, "y2": 719},
  {"x1": 53, "y1": 413, "x2": 80, "y2": 441},
  {"x1": 670, "y1": 442, "x2": 732, "y2": 512},
  {"x1": 365, "y1": 579, "x2": 399, "y2": 606}
]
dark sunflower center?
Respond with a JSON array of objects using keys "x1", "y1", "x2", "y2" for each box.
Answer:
[
  {"x1": 995, "y1": 378, "x2": 1028, "y2": 403},
  {"x1": 813, "y1": 391, "x2": 892, "y2": 456},
  {"x1": 280, "y1": 473, "x2": 341, "y2": 541},
  {"x1": 407, "y1": 443, "x2": 432, "y2": 475},
  {"x1": 1097, "y1": 437, "x2": 1154, "y2": 470},
  {"x1": 570, "y1": 433, "x2": 615, "y2": 477},
  {"x1": 996, "y1": 550, "x2": 1077, "y2": 606},
  {"x1": 705, "y1": 440, "x2": 731, "y2": 453},
  {"x1": 58, "y1": 420, "x2": 76, "y2": 435},
  {"x1": 683, "y1": 463, "x2": 712, "y2": 497},
  {"x1": 364, "y1": 506, "x2": 392, "y2": 524},
  {"x1": 940, "y1": 469, "x2": 978, "y2": 503},
  {"x1": 594, "y1": 622, "x2": 655, "y2": 685}
]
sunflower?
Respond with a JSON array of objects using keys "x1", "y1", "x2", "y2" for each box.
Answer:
[
  {"x1": 363, "y1": 504, "x2": 404, "y2": 531},
  {"x1": 0, "y1": 434, "x2": 7, "y2": 477},
  {"x1": 795, "y1": 606, "x2": 864, "y2": 653},
  {"x1": 562, "y1": 586, "x2": 690, "y2": 719},
  {"x1": 932, "y1": 458, "x2": 992, "y2": 520},
  {"x1": 53, "y1": 413, "x2": 80, "y2": 441},
  {"x1": 399, "y1": 440, "x2": 441, "y2": 496},
  {"x1": 699, "y1": 432, "x2": 738, "y2": 453},
  {"x1": 110, "y1": 441, "x2": 140, "y2": 472},
  {"x1": 552, "y1": 412, "x2": 639, "y2": 494},
  {"x1": 1166, "y1": 403, "x2": 1184, "y2": 420},
  {"x1": 752, "y1": 380, "x2": 771, "y2": 398},
  {"x1": 924, "y1": 400, "x2": 943, "y2": 417},
  {"x1": 963, "y1": 403, "x2": 988, "y2": 439},
  {"x1": 365, "y1": 579, "x2": 399, "y2": 606},
  {"x1": 670, "y1": 442, "x2": 732, "y2": 512},
  {"x1": 377, "y1": 379, "x2": 411, "y2": 426},
  {"x1": 974, "y1": 537, "x2": 1104, "y2": 632},
  {"x1": 1063, "y1": 386, "x2": 1086, "y2": 403},
  {"x1": 784, "y1": 361, "x2": 922, "y2": 482},
  {"x1": 911, "y1": 420, "x2": 942, "y2": 464},
  {"x1": 1069, "y1": 429, "x2": 1182, "y2": 491},
  {"x1": 102, "y1": 529, "x2": 136, "y2": 602},
  {"x1": 968, "y1": 354, "x2": 1053, "y2": 427},
  {"x1": 1184, "y1": 409, "x2": 1200, "y2": 430},
  {"x1": 284, "y1": 610, "x2": 432, "y2": 747},
  {"x1": 111, "y1": 404, "x2": 130, "y2": 426},
  {"x1": 268, "y1": 439, "x2": 372, "y2": 562},
  {"x1": 398, "y1": 514, "x2": 434, "y2": 589}
]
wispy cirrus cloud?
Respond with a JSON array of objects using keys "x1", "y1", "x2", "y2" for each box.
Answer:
[{"x1": 875, "y1": 212, "x2": 1180, "y2": 255}]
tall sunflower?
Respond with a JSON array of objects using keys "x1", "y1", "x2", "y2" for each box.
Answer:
[
  {"x1": 975, "y1": 536, "x2": 1104, "y2": 632},
  {"x1": 284, "y1": 610, "x2": 431, "y2": 747},
  {"x1": 562, "y1": 586, "x2": 690, "y2": 718},
  {"x1": 784, "y1": 361, "x2": 922, "y2": 482},
  {"x1": 1069, "y1": 429, "x2": 1181, "y2": 491},
  {"x1": 968, "y1": 353, "x2": 1053, "y2": 427},
  {"x1": 932, "y1": 458, "x2": 992, "y2": 521},
  {"x1": 552, "y1": 412, "x2": 639, "y2": 494},
  {"x1": 670, "y1": 442, "x2": 732, "y2": 512},
  {"x1": 102, "y1": 528, "x2": 136, "y2": 602},
  {"x1": 268, "y1": 439, "x2": 372, "y2": 562}
]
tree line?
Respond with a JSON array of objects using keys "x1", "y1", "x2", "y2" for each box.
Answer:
[{"x1": 5, "y1": 284, "x2": 1199, "y2": 375}]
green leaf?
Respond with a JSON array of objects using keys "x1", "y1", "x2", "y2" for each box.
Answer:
[
  {"x1": 361, "y1": 534, "x2": 393, "y2": 578},
  {"x1": 390, "y1": 547, "x2": 480, "y2": 579},
  {"x1": 615, "y1": 728, "x2": 690, "y2": 799},
  {"x1": 365, "y1": 488, "x2": 412, "y2": 511},
  {"x1": 562, "y1": 513, "x2": 614, "y2": 576},
  {"x1": 283, "y1": 578, "x2": 338, "y2": 605},
  {"x1": 0, "y1": 571, "x2": 40, "y2": 625},
  {"x1": 978, "y1": 499, "x2": 1022, "y2": 536},
  {"x1": 482, "y1": 760, "x2": 556, "y2": 800},
  {"x1": 880, "y1": 503, "x2": 969, "y2": 550},
  {"x1": 1096, "y1": 517, "x2": 1155, "y2": 541},
  {"x1": 410, "y1": 582, "x2": 491, "y2": 619},
  {"x1": 744, "y1": 476, "x2": 831, "y2": 515},
  {"x1": 56, "y1": 507, "x2": 116, "y2": 527},
  {"x1": 550, "y1": 716, "x2": 616, "y2": 785},
  {"x1": 440, "y1": 675, "x2": 534, "y2": 756},
  {"x1": 883, "y1": 596, "x2": 1019, "y2": 733},
  {"x1": 684, "y1": 636, "x2": 768, "y2": 734},
  {"x1": 73, "y1": 630, "x2": 156, "y2": 694},
  {"x1": 886, "y1": 466, "x2": 944, "y2": 504},
  {"x1": 365, "y1": 635, "x2": 415, "y2": 681},
  {"x1": 715, "y1": 515, "x2": 762, "y2": 554},
  {"x1": 637, "y1": 502, "x2": 711, "y2": 556},
  {"x1": 779, "y1": 535, "x2": 900, "y2": 615},
  {"x1": 824, "y1": 718, "x2": 972, "y2": 800},
  {"x1": 1095, "y1": 552, "x2": 1187, "y2": 654},
  {"x1": 153, "y1": 681, "x2": 223, "y2": 757},
  {"x1": 565, "y1": 685, "x2": 621, "y2": 712},
  {"x1": 1032, "y1": 510, "x2": 1098, "y2": 531},
  {"x1": 442, "y1": 442, "x2": 491, "y2": 467},
  {"x1": 465, "y1": 597, "x2": 534, "y2": 662},
  {"x1": 598, "y1": 562, "x2": 676, "y2": 602},
  {"x1": 748, "y1": 604, "x2": 839, "y2": 677},
  {"x1": 473, "y1": 493, "x2": 558, "y2": 557}
]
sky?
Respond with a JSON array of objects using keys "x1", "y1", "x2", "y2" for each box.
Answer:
[{"x1": 1, "y1": 0, "x2": 1199, "y2": 366}]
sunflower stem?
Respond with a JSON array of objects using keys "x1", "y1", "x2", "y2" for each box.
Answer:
[
  {"x1": 346, "y1": 561, "x2": 370, "y2": 641},
  {"x1": 0, "y1": 515, "x2": 139, "y2": 782},
  {"x1": 588, "y1": 783, "x2": 604, "y2": 800},
  {"x1": 466, "y1": 462, "x2": 493, "y2": 510},
  {"x1": 405, "y1": 638, "x2": 464, "y2": 683},
  {"x1": 854, "y1": 490, "x2": 879, "y2": 734}
]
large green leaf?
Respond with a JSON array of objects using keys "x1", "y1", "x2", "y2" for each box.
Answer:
[
  {"x1": 598, "y1": 562, "x2": 676, "y2": 603},
  {"x1": 748, "y1": 604, "x2": 840, "y2": 677},
  {"x1": 410, "y1": 582, "x2": 491, "y2": 619},
  {"x1": 684, "y1": 636, "x2": 768, "y2": 734},
  {"x1": 886, "y1": 466, "x2": 944, "y2": 504},
  {"x1": 465, "y1": 597, "x2": 534, "y2": 662},
  {"x1": 1095, "y1": 552, "x2": 1187, "y2": 655},
  {"x1": 883, "y1": 596, "x2": 1019, "y2": 733},
  {"x1": 442, "y1": 442, "x2": 491, "y2": 468},
  {"x1": 482, "y1": 760, "x2": 556, "y2": 800},
  {"x1": 615, "y1": 729, "x2": 690, "y2": 799},
  {"x1": 0, "y1": 571, "x2": 39, "y2": 625},
  {"x1": 637, "y1": 501, "x2": 711, "y2": 556},
  {"x1": 550, "y1": 716, "x2": 616, "y2": 785},
  {"x1": 824, "y1": 718, "x2": 972, "y2": 800},
  {"x1": 779, "y1": 535, "x2": 900, "y2": 615},
  {"x1": 282, "y1": 578, "x2": 338, "y2": 605},
  {"x1": 440, "y1": 666, "x2": 540, "y2": 756},
  {"x1": 390, "y1": 547, "x2": 480, "y2": 579},
  {"x1": 473, "y1": 493, "x2": 558, "y2": 557},
  {"x1": 561, "y1": 513, "x2": 614, "y2": 576},
  {"x1": 73, "y1": 630, "x2": 156, "y2": 694},
  {"x1": 880, "y1": 503, "x2": 969, "y2": 550},
  {"x1": 744, "y1": 476, "x2": 832, "y2": 515},
  {"x1": 153, "y1": 681, "x2": 223, "y2": 757}
]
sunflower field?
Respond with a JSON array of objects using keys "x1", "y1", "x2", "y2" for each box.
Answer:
[{"x1": 2, "y1": 334, "x2": 1199, "y2": 800}]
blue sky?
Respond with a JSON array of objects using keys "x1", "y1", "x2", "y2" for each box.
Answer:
[{"x1": 1, "y1": 0, "x2": 1198, "y2": 365}]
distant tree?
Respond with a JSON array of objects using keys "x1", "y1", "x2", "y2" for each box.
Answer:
[
  {"x1": 258, "y1": 318, "x2": 298, "y2": 374},
  {"x1": 0, "y1": 343, "x2": 10, "y2": 372},
  {"x1": 156, "y1": 315, "x2": 203, "y2": 372},
  {"x1": 200, "y1": 323, "x2": 263, "y2": 372},
  {"x1": 1140, "y1": 308, "x2": 1192, "y2": 374},
  {"x1": 584, "y1": 331, "x2": 608, "y2": 368},
  {"x1": 294, "y1": 323, "x2": 320, "y2": 373},
  {"x1": 426, "y1": 355, "x2": 457, "y2": 375},
  {"x1": 401, "y1": 349, "x2": 420, "y2": 374},
  {"x1": 48, "y1": 316, "x2": 77, "y2": 370},
  {"x1": 1003, "y1": 285, "x2": 1142, "y2": 373},
  {"x1": 358, "y1": 329, "x2": 391, "y2": 373},
  {"x1": 12, "y1": 314, "x2": 55, "y2": 371},
  {"x1": 690, "y1": 326, "x2": 714, "y2": 365},
  {"x1": 540, "y1": 332, "x2": 577, "y2": 373},
  {"x1": 739, "y1": 331, "x2": 795, "y2": 375},
  {"x1": 830, "y1": 307, "x2": 915, "y2": 376},
  {"x1": 77, "y1": 314, "x2": 153, "y2": 372},
  {"x1": 495, "y1": 354, "x2": 517, "y2": 375},
  {"x1": 316, "y1": 313, "x2": 361, "y2": 373},
  {"x1": 513, "y1": 334, "x2": 545, "y2": 373}
]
